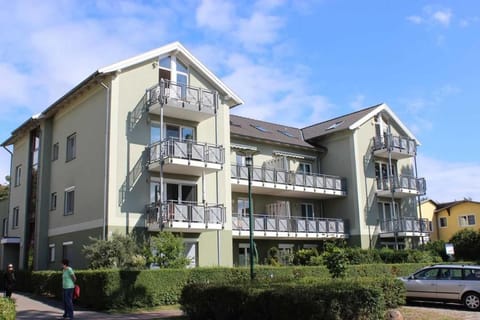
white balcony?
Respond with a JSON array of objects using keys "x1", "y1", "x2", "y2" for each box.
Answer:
[
  {"x1": 379, "y1": 218, "x2": 432, "y2": 238},
  {"x1": 146, "y1": 81, "x2": 217, "y2": 122},
  {"x1": 373, "y1": 135, "x2": 416, "y2": 160},
  {"x1": 146, "y1": 201, "x2": 225, "y2": 232},
  {"x1": 231, "y1": 164, "x2": 346, "y2": 199},
  {"x1": 376, "y1": 176, "x2": 426, "y2": 198},
  {"x1": 147, "y1": 138, "x2": 224, "y2": 175},
  {"x1": 232, "y1": 214, "x2": 347, "y2": 240}
]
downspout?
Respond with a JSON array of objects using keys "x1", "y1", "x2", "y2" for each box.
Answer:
[
  {"x1": 215, "y1": 92, "x2": 221, "y2": 266},
  {"x1": 100, "y1": 81, "x2": 111, "y2": 241},
  {"x1": 414, "y1": 154, "x2": 424, "y2": 245}
]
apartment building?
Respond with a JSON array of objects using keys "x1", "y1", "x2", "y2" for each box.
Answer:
[{"x1": 1, "y1": 42, "x2": 430, "y2": 270}]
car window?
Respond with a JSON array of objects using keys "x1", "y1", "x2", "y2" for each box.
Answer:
[
  {"x1": 464, "y1": 268, "x2": 480, "y2": 280},
  {"x1": 415, "y1": 268, "x2": 439, "y2": 280},
  {"x1": 438, "y1": 268, "x2": 462, "y2": 280}
]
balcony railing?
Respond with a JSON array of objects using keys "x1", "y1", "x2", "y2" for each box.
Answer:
[
  {"x1": 232, "y1": 214, "x2": 346, "y2": 237},
  {"x1": 380, "y1": 218, "x2": 432, "y2": 234},
  {"x1": 231, "y1": 164, "x2": 346, "y2": 192},
  {"x1": 146, "y1": 80, "x2": 217, "y2": 114},
  {"x1": 148, "y1": 138, "x2": 224, "y2": 165},
  {"x1": 373, "y1": 134, "x2": 416, "y2": 159},
  {"x1": 377, "y1": 175, "x2": 426, "y2": 195},
  {"x1": 146, "y1": 201, "x2": 225, "y2": 230}
]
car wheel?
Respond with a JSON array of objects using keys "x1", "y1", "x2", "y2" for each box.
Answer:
[{"x1": 463, "y1": 292, "x2": 480, "y2": 311}]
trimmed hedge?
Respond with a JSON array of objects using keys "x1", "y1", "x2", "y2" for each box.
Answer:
[
  {"x1": 0, "y1": 298, "x2": 15, "y2": 320},
  {"x1": 180, "y1": 280, "x2": 393, "y2": 320},
  {"x1": 16, "y1": 263, "x2": 422, "y2": 310}
]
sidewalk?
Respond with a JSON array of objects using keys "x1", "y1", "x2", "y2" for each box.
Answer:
[{"x1": 12, "y1": 292, "x2": 184, "y2": 319}]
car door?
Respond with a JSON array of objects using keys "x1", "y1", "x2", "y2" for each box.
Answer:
[
  {"x1": 405, "y1": 267, "x2": 439, "y2": 299},
  {"x1": 436, "y1": 267, "x2": 464, "y2": 301}
]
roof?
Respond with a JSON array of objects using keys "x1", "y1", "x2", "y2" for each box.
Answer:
[
  {"x1": 2, "y1": 41, "x2": 243, "y2": 146},
  {"x1": 301, "y1": 103, "x2": 419, "y2": 144},
  {"x1": 230, "y1": 114, "x2": 317, "y2": 150},
  {"x1": 434, "y1": 200, "x2": 480, "y2": 213},
  {"x1": 99, "y1": 41, "x2": 243, "y2": 106}
]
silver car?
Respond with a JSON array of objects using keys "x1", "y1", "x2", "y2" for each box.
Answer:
[{"x1": 400, "y1": 264, "x2": 480, "y2": 310}]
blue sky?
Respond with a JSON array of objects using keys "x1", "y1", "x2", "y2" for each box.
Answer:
[{"x1": 0, "y1": 0, "x2": 479, "y2": 202}]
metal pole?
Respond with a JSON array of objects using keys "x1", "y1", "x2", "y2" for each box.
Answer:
[{"x1": 246, "y1": 156, "x2": 255, "y2": 280}]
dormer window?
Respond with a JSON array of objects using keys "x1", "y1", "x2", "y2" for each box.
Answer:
[
  {"x1": 251, "y1": 124, "x2": 270, "y2": 133},
  {"x1": 326, "y1": 120, "x2": 344, "y2": 130}
]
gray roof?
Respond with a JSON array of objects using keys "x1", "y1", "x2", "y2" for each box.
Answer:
[
  {"x1": 302, "y1": 104, "x2": 382, "y2": 140},
  {"x1": 230, "y1": 115, "x2": 315, "y2": 149}
]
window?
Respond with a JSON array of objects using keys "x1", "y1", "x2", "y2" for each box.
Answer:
[
  {"x1": 66, "y1": 133, "x2": 76, "y2": 162},
  {"x1": 278, "y1": 130, "x2": 295, "y2": 138},
  {"x1": 375, "y1": 162, "x2": 397, "y2": 191},
  {"x1": 14, "y1": 165, "x2": 21, "y2": 186},
  {"x1": 50, "y1": 192, "x2": 57, "y2": 211},
  {"x1": 62, "y1": 241, "x2": 73, "y2": 262},
  {"x1": 64, "y1": 188, "x2": 75, "y2": 215},
  {"x1": 236, "y1": 198, "x2": 250, "y2": 216},
  {"x1": 298, "y1": 162, "x2": 312, "y2": 174},
  {"x1": 2, "y1": 218, "x2": 7, "y2": 236},
  {"x1": 459, "y1": 215, "x2": 476, "y2": 227},
  {"x1": 439, "y1": 217, "x2": 447, "y2": 228},
  {"x1": 250, "y1": 124, "x2": 270, "y2": 133},
  {"x1": 326, "y1": 120, "x2": 344, "y2": 130},
  {"x1": 301, "y1": 203, "x2": 314, "y2": 219},
  {"x1": 52, "y1": 142, "x2": 59, "y2": 161},
  {"x1": 12, "y1": 207, "x2": 19, "y2": 228},
  {"x1": 49, "y1": 244, "x2": 55, "y2": 263},
  {"x1": 378, "y1": 201, "x2": 400, "y2": 221}
]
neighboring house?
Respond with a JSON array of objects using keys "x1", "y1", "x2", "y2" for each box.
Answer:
[
  {"x1": 418, "y1": 199, "x2": 437, "y2": 241},
  {"x1": 0, "y1": 41, "x2": 430, "y2": 270},
  {"x1": 432, "y1": 200, "x2": 480, "y2": 242}
]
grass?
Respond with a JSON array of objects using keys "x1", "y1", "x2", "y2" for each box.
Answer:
[{"x1": 400, "y1": 306, "x2": 469, "y2": 320}]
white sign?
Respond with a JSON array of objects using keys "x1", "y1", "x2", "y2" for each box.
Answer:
[{"x1": 445, "y1": 243, "x2": 455, "y2": 255}]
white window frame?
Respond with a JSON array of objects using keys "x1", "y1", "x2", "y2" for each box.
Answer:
[
  {"x1": 14, "y1": 165, "x2": 21, "y2": 186},
  {"x1": 236, "y1": 197, "x2": 250, "y2": 217},
  {"x1": 378, "y1": 201, "x2": 400, "y2": 221},
  {"x1": 50, "y1": 192, "x2": 57, "y2": 211},
  {"x1": 300, "y1": 203, "x2": 314, "y2": 219},
  {"x1": 12, "y1": 207, "x2": 19, "y2": 228},
  {"x1": 64, "y1": 187, "x2": 75, "y2": 215},
  {"x1": 2, "y1": 218, "x2": 7, "y2": 236},
  {"x1": 298, "y1": 162, "x2": 312, "y2": 174},
  {"x1": 52, "y1": 142, "x2": 59, "y2": 161},
  {"x1": 439, "y1": 217, "x2": 448, "y2": 228},
  {"x1": 66, "y1": 133, "x2": 76, "y2": 162},
  {"x1": 459, "y1": 214, "x2": 476, "y2": 227},
  {"x1": 49, "y1": 244, "x2": 55, "y2": 263}
]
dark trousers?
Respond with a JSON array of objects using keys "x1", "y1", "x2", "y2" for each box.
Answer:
[
  {"x1": 63, "y1": 288, "x2": 74, "y2": 318},
  {"x1": 5, "y1": 287, "x2": 13, "y2": 298}
]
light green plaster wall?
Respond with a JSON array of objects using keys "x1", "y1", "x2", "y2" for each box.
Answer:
[{"x1": 9, "y1": 136, "x2": 29, "y2": 242}]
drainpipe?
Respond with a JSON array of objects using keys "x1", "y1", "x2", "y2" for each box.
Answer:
[
  {"x1": 100, "y1": 81, "x2": 111, "y2": 241},
  {"x1": 414, "y1": 154, "x2": 424, "y2": 245}
]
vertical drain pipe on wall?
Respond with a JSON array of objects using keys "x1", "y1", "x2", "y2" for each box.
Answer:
[
  {"x1": 100, "y1": 81, "x2": 111, "y2": 241},
  {"x1": 215, "y1": 93, "x2": 221, "y2": 266}
]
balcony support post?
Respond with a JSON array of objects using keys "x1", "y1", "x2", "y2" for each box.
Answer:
[{"x1": 246, "y1": 155, "x2": 255, "y2": 281}]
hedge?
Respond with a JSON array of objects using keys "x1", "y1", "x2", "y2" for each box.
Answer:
[
  {"x1": 179, "y1": 279, "x2": 399, "y2": 320},
  {"x1": 0, "y1": 298, "x2": 15, "y2": 320},
  {"x1": 10, "y1": 263, "x2": 423, "y2": 310}
]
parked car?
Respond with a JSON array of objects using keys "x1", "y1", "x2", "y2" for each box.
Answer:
[{"x1": 399, "y1": 264, "x2": 480, "y2": 311}]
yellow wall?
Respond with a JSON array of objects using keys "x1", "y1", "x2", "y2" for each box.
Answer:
[
  {"x1": 418, "y1": 200, "x2": 437, "y2": 240},
  {"x1": 435, "y1": 202, "x2": 480, "y2": 241}
]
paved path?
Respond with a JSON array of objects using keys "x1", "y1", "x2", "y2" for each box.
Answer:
[{"x1": 11, "y1": 292, "x2": 184, "y2": 319}]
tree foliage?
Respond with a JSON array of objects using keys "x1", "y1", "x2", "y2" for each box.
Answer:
[
  {"x1": 82, "y1": 233, "x2": 146, "y2": 269},
  {"x1": 450, "y1": 229, "x2": 480, "y2": 261},
  {"x1": 149, "y1": 231, "x2": 190, "y2": 268},
  {"x1": 0, "y1": 183, "x2": 9, "y2": 201}
]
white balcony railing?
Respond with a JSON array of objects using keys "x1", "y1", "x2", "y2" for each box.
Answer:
[
  {"x1": 377, "y1": 175, "x2": 426, "y2": 195},
  {"x1": 148, "y1": 138, "x2": 224, "y2": 165},
  {"x1": 231, "y1": 164, "x2": 346, "y2": 192},
  {"x1": 379, "y1": 218, "x2": 432, "y2": 234},
  {"x1": 232, "y1": 214, "x2": 346, "y2": 236}
]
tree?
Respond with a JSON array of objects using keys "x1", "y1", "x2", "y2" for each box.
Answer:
[
  {"x1": 149, "y1": 232, "x2": 190, "y2": 268},
  {"x1": 0, "y1": 184, "x2": 9, "y2": 201},
  {"x1": 82, "y1": 233, "x2": 146, "y2": 269},
  {"x1": 450, "y1": 229, "x2": 480, "y2": 261}
]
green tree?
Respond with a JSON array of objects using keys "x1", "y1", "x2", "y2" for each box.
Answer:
[
  {"x1": 323, "y1": 247, "x2": 348, "y2": 278},
  {"x1": 149, "y1": 232, "x2": 190, "y2": 268},
  {"x1": 450, "y1": 229, "x2": 480, "y2": 261},
  {"x1": 82, "y1": 233, "x2": 146, "y2": 269}
]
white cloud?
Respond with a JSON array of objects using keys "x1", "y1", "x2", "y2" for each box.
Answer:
[
  {"x1": 236, "y1": 12, "x2": 285, "y2": 51},
  {"x1": 406, "y1": 15, "x2": 423, "y2": 24},
  {"x1": 417, "y1": 155, "x2": 480, "y2": 203},
  {"x1": 432, "y1": 10, "x2": 452, "y2": 26},
  {"x1": 196, "y1": 0, "x2": 235, "y2": 31},
  {"x1": 0, "y1": 64, "x2": 31, "y2": 106}
]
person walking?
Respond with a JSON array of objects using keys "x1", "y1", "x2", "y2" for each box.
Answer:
[
  {"x1": 61, "y1": 259, "x2": 76, "y2": 319},
  {"x1": 3, "y1": 263, "x2": 16, "y2": 298}
]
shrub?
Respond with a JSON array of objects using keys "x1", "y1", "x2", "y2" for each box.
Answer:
[
  {"x1": 323, "y1": 247, "x2": 348, "y2": 278},
  {"x1": 0, "y1": 298, "x2": 15, "y2": 320}
]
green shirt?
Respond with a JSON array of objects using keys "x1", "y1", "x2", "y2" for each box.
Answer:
[{"x1": 62, "y1": 266, "x2": 75, "y2": 289}]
